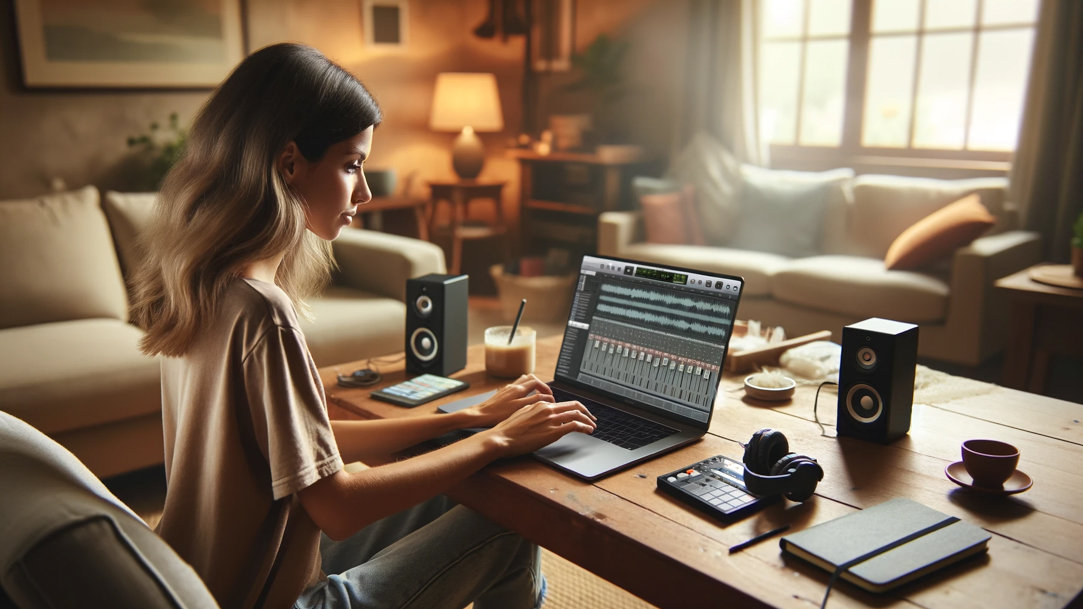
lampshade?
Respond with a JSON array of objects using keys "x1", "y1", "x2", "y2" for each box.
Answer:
[
  {"x1": 429, "y1": 72, "x2": 504, "y2": 132},
  {"x1": 430, "y1": 72, "x2": 504, "y2": 179}
]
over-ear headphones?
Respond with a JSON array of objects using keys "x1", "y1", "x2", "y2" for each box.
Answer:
[{"x1": 742, "y1": 428, "x2": 823, "y2": 502}]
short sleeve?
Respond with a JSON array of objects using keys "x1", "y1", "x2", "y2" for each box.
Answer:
[{"x1": 244, "y1": 325, "x2": 343, "y2": 500}]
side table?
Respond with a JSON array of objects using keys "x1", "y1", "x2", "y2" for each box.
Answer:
[
  {"x1": 353, "y1": 196, "x2": 430, "y2": 241},
  {"x1": 995, "y1": 264, "x2": 1083, "y2": 393},
  {"x1": 427, "y1": 180, "x2": 508, "y2": 275}
]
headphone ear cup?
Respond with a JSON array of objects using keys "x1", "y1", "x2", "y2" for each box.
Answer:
[
  {"x1": 774, "y1": 455, "x2": 824, "y2": 502},
  {"x1": 743, "y1": 428, "x2": 789, "y2": 474}
]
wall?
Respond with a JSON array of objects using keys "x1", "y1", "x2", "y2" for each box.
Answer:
[{"x1": 0, "y1": 0, "x2": 685, "y2": 204}]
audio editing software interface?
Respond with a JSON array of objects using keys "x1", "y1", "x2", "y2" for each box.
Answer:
[{"x1": 554, "y1": 256, "x2": 743, "y2": 425}]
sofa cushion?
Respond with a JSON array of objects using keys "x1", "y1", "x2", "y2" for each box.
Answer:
[
  {"x1": 0, "y1": 411, "x2": 219, "y2": 609},
  {"x1": 665, "y1": 133, "x2": 743, "y2": 245},
  {"x1": 771, "y1": 256, "x2": 949, "y2": 322},
  {"x1": 301, "y1": 286, "x2": 407, "y2": 367},
  {"x1": 849, "y1": 175, "x2": 1009, "y2": 258},
  {"x1": 0, "y1": 187, "x2": 129, "y2": 329},
  {"x1": 884, "y1": 193, "x2": 996, "y2": 270},
  {"x1": 0, "y1": 320, "x2": 160, "y2": 435},
  {"x1": 610, "y1": 243, "x2": 788, "y2": 298},
  {"x1": 102, "y1": 191, "x2": 158, "y2": 279}
]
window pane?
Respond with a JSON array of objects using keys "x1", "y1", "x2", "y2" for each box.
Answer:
[
  {"x1": 762, "y1": 0, "x2": 804, "y2": 38},
  {"x1": 912, "y1": 32, "x2": 972, "y2": 149},
  {"x1": 808, "y1": 0, "x2": 851, "y2": 36},
  {"x1": 799, "y1": 40, "x2": 847, "y2": 145},
  {"x1": 982, "y1": 0, "x2": 1039, "y2": 26},
  {"x1": 760, "y1": 42, "x2": 802, "y2": 145},
  {"x1": 970, "y1": 29, "x2": 1034, "y2": 150},
  {"x1": 863, "y1": 36, "x2": 916, "y2": 147},
  {"x1": 924, "y1": 0, "x2": 976, "y2": 30},
  {"x1": 872, "y1": 0, "x2": 919, "y2": 33}
]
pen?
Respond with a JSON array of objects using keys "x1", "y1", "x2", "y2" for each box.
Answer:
[{"x1": 728, "y1": 524, "x2": 791, "y2": 554}]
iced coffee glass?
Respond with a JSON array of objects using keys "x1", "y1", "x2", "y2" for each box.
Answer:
[{"x1": 484, "y1": 326, "x2": 536, "y2": 378}]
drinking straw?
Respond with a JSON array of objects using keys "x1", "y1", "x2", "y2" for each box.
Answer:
[{"x1": 508, "y1": 298, "x2": 527, "y2": 345}]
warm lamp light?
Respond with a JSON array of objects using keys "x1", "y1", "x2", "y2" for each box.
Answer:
[{"x1": 429, "y1": 72, "x2": 504, "y2": 179}]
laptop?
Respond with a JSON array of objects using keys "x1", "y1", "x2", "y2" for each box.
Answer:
[{"x1": 443, "y1": 254, "x2": 744, "y2": 480}]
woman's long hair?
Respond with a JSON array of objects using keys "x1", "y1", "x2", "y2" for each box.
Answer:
[{"x1": 131, "y1": 43, "x2": 382, "y2": 357}]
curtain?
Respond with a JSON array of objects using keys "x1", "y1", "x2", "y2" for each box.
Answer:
[
  {"x1": 1009, "y1": 0, "x2": 1083, "y2": 263},
  {"x1": 676, "y1": 0, "x2": 764, "y2": 165}
]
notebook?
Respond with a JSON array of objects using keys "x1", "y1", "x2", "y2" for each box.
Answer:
[
  {"x1": 442, "y1": 254, "x2": 744, "y2": 480},
  {"x1": 780, "y1": 498, "x2": 991, "y2": 594}
]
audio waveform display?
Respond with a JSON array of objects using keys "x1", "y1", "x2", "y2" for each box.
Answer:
[
  {"x1": 596, "y1": 303, "x2": 728, "y2": 338},
  {"x1": 600, "y1": 283, "x2": 732, "y2": 316}
]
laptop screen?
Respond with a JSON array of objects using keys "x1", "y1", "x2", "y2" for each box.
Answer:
[{"x1": 553, "y1": 255, "x2": 744, "y2": 427}]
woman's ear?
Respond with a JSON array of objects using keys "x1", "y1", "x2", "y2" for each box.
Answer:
[{"x1": 278, "y1": 142, "x2": 301, "y2": 183}]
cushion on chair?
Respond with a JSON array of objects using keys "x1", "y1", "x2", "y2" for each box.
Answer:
[
  {"x1": 0, "y1": 411, "x2": 218, "y2": 608},
  {"x1": 0, "y1": 187, "x2": 129, "y2": 329},
  {"x1": 883, "y1": 193, "x2": 996, "y2": 270},
  {"x1": 102, "y1": 191, "x2": 159, "y2": 280}
]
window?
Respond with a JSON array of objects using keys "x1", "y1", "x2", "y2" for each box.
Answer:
[{"x1": 757, "y1": 0, "x2": 1039, "y2": 170}]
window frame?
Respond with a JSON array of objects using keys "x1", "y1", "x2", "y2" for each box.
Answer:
[{"x1": 761, "y1": 0, "x2": 1037, "y2": 177}]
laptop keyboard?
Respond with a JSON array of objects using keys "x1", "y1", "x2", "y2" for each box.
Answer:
[{"x1": 552, "y1": 388, "x2": 677, "y2": 451}]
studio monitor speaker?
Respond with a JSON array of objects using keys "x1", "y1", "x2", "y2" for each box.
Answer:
[
  {"x1": 406, "y1": 274, "x2": 468, "y2": 377},
  {"x1": 837, "y1": 317, "x2": 918, "y2": 443}
]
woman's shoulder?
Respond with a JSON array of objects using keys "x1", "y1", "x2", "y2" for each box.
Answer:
[{"x1": 227, "y1": 278, "x2": 300, "y2": 329}]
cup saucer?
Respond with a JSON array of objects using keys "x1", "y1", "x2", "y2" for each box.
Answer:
[{"x1": 945, "y1": 461, "x2": 1033, "y2": 495}]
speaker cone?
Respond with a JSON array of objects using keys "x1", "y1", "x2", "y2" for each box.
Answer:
[
  {"x1": 845, "y1": 383, "x2": 883, "y2": 423},
  {"x1": 409, "y1": 327, "x2": 438, "y2": 362}
]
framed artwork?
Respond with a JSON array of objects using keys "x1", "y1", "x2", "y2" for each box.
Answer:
[
  {"x1": 363, "y1": 0, "x2": 408, "y2": 48},
  {"x1": 532, "y1": 0, "x2": 574, "y2": 72},
  {"x1": 12, "y1": 0, "x2": 245, "y2": 89}
]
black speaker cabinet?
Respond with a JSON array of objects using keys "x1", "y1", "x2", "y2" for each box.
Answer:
[
  {"x1": 837, "y1": 317, "x2": 918, "y2": 443},
  {"x1": 405, "y1": 274, "x2": 468, "y2": 376}
]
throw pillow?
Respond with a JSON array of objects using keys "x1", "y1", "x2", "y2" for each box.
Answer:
[
  {"x1": 665, "y1": 132, "x2": 743, "y2": 245},
  {"x1": 727, "y1": 172, "x2": 831, "y2": 258},
  {"x1": 883, "y1": 193, "x2": 995, "y2": 270},
  {"x1": 639, "y1": 185, "x2": 705, "y2": 245}
]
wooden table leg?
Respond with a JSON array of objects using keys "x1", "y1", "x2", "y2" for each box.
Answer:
[{"x1": 1002, "y1": 301, "x2": 1036, "y2": 390}]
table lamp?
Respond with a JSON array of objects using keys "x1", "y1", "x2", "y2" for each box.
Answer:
[{"x1": 429, "y1": 72, "x2": 504, "y2": 180}]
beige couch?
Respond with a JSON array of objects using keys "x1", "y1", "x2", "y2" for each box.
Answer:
[
  {"x1": 0, "y1": 186, "x2": 445, "y2": 478},
  {"x1": 598, "y1": 163, "x2": 1042, "y2": 367}
]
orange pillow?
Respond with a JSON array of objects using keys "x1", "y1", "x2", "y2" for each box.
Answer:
[
  {"x1": 639, "y1": 185, "x2": 705, "y2": 245},
  {"x1": 884, "y1": 193, "x2": 995, "y2": 270}
]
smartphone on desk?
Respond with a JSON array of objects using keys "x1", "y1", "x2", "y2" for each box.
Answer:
[{"x1": 371, "y1": 374, "x2": 469, "y2": 408}]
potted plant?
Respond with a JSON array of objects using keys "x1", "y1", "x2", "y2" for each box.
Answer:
[
  {"x1": 561, "y1": 34, "x2": 634, "y2": 148},
  {"x1": 127, "y1": 112, "x2": 187, "y2": 190},
  {"x1": 1072, "y1": 210, "x2": 1083, "y2": 278}
]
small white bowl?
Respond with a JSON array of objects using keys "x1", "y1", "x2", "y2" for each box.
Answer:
[{"x1": 743, "y1": 373, "x2": 796, "y2": 401}]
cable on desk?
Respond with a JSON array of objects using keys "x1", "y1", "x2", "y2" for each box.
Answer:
[{"x1": 813, "y1": 381, "x2": 839, "y2": 438}]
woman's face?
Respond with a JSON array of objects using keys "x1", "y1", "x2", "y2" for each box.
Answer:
[{"x1": 288, "y1": 126, "x2": 374, "y2": 241}]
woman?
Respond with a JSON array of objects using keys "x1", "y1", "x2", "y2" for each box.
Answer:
[{"x1": 131, "y1": 43, "x2": 595, "y2": 609}]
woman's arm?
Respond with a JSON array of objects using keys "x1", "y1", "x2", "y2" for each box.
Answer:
[
  {"x1": 300, "y1": 399, "x2": 595, "y2": 539},
  {"x1": 329, "y1": 374, "x2": 557, "y2": 462}
]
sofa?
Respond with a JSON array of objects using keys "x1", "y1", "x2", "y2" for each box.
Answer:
[
  {"x1": 597, "y1": 137, "x2": 1042, "y2": 367},
  {"x1": 0, "y1": 186, "x2": 445, "y2": 479}
]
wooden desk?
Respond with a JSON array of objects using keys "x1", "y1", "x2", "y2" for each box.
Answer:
[
  {"x1": 320, "y1": 336, "x2": 1083, "y2": 609},
  {"x1": 427, "y1": 180, "x2": 508, "y2": 275},
  {"x1": 995, "y1": 265, "x2": 1083, "y2": 393}
]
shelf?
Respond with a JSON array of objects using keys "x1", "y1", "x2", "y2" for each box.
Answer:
[{"x1": 524, "y1": 199, "x2": 597, "y2": 215}]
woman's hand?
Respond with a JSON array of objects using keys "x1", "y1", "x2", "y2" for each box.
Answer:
[
  {"x1": 466, "y1": 374, "x2": 556, "y2": 428},
  {"x1": 481, "y1": 400, "x2": 597, "y2": 457}
]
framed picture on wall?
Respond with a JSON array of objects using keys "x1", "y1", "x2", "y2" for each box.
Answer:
[
  {"x1": 362, "y1": 0, "x2": 408, "y2": 48},
  {"x1": 12, "y1": 0, "x2": 245, "y2": 88}
]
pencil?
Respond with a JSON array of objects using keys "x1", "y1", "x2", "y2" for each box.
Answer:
[{"x1": 728, "y1": 524, "x2": 791, "y2": 554}]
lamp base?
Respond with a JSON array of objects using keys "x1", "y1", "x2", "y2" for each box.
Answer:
[{"x1": 452, "y1": 127, "x2": 485, "y2": 180}]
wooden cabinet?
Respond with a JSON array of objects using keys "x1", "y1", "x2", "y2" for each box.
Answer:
[{"x1": 509, "y1": 149, "x2": 655, "y2": 259}]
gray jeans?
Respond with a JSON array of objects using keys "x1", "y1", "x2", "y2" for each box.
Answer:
[{"x1": 294, "y1": 496, "x2": 544, "y2": 609}]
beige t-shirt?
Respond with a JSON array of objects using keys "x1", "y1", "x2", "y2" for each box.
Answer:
[{"x1": 157, "y1": 278, "x2": 343, "y2": 609}]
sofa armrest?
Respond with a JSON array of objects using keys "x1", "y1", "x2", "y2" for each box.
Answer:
[
  {"x1": 598, "y1": 211, "x2": 646, "y2": 257},
  {"x1": 944, "y1": 230, "x2": 1042, "y2": 363},
  {"x1": 332, "y1": 230, "x2": 446, "y2": 301}
]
